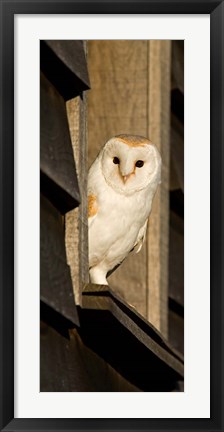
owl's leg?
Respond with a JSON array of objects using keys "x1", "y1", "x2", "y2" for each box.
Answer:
[{"x1": 89, "y1": 265, "x2": 108, "y2": 285}]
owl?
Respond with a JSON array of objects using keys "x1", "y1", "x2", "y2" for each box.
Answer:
[{"x1": 88, "y1": 134, "x2": 161, "y2": 285}]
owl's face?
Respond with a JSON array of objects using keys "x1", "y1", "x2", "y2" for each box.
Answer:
[{"x1": 100, "y1": 134, "x2": 161, "y2": 195}]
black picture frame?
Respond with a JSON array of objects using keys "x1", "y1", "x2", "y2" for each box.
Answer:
[{"x1": 0, "y1": 1, "x2": 223, "y2": 431}]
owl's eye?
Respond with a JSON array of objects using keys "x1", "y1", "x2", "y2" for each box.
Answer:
[
  {"x1": 135, "y1": 160, "x2": 144, "y2": 168},
  {"x1": 113, "y1": 157, "x2": 120, "y2": 165}
]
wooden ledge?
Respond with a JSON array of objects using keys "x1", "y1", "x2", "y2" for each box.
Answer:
[{"x1": 81, "y1": 283, "x2": 184, "y2": 391}]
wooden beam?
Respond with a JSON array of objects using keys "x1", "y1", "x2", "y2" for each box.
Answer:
[
  {"x1": 82, "y1": 283, "x2": 184, "y2": 390},
  {"x1": 65, "y1": 93, "x2": 89, "y2": 305},
  {"x1": 147, "y1": 40, "x2": 171, "y2": 337}
]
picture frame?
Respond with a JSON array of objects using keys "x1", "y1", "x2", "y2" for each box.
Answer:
[{"x1": 0, "y1": 1, "x2": 223, "y2": 431}]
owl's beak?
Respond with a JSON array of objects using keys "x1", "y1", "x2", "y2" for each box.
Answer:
[{"x1": 122, "y1": 173, "x2": 132, "y2": 183}]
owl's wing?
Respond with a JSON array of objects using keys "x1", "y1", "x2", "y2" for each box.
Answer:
[
  {"x1": 87, "y1": 156, "x2": 101, "y2": 228},
  {"x1": 134, "y1": 219, "x2": 148, "y2": 253},
  {"x1": 88, "y1": 193, "x2": 98, "y2": 228}
]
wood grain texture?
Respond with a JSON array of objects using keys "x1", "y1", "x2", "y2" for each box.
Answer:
[
  {"x1": 65, "y1": 98, "x2": 80, "y2": 304},
  {"x1": 40, "y1": 72, "x2": 80, "y2": 214},
  {"x1": 66, "y1": 92, "x2": 89, "y2": 305},
  {"x1": 88, "y1": 40, "x2": 148, "y2": 166},
  {"x1": 40, "y1": 40, "x2": 90, "y2": 101},
  {"x1": 40, "y1": 195, "x2": 79, "y2": 325},
  {"x1": 78, "y1": 90, "x2": 89, "y2": 291},
  {"x1": 147, "y1": 40, "x2": 171, "y2": 337}
]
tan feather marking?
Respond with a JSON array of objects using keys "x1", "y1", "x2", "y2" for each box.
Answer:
[
  {"x1": 88, "y1": 194, "x2": 98, "y2": 218},
  {"x1": 115, "y1": 134, "x2": 152, "y2": 147}
]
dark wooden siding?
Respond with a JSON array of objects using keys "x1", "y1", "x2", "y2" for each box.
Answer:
[
  {"x1": 40, "y1": 40, "x2": 90, "y2": 388},
  {"x1": 169, "y1": 40, "x2": 184, "y2": 354}
]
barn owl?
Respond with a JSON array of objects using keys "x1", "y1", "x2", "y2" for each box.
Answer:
[{"x1": 88, "y1": 134, "x2": 161, "y2": 285}]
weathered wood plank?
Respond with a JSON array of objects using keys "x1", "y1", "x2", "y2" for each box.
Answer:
[
  {"x1": 40, "y1": 40, "x2": 90, "y2": 101},
  {"x1": 65, "y1": 98, "x2": 80, "y2": 304},
  {"x1": 146, "y1": 41, "x2": 171, "y2": 338},
  {"x1": 65, "y1": 91, "x2": 89, "y2": 305},
  {"x1": 78, "y1": 89, "x2": 89, "y2": 291},
  {"x1": 40, "y1": 72, "x2": 80, "y2": 214},
  {"x1": 40, "y1": 303, "x2": 140, "y2": 392},
  {"x1": 40, "y1": 194, "x2": 79, "y2": 325},
  {"x1": 82, "y1": 283, "x2": 184, "y2": 390},
  {"x1": 88, "y1": 40, "x2": 148, "y2": 166}
]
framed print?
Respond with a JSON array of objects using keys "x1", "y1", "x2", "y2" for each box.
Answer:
[{"x1": 0, "y1": 1, "x2": 223, "y2": 431}]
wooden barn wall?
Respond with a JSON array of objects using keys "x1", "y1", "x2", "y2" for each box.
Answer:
[{"x1": 87, "y1": 40, "x2": 171, "y2": 338}]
